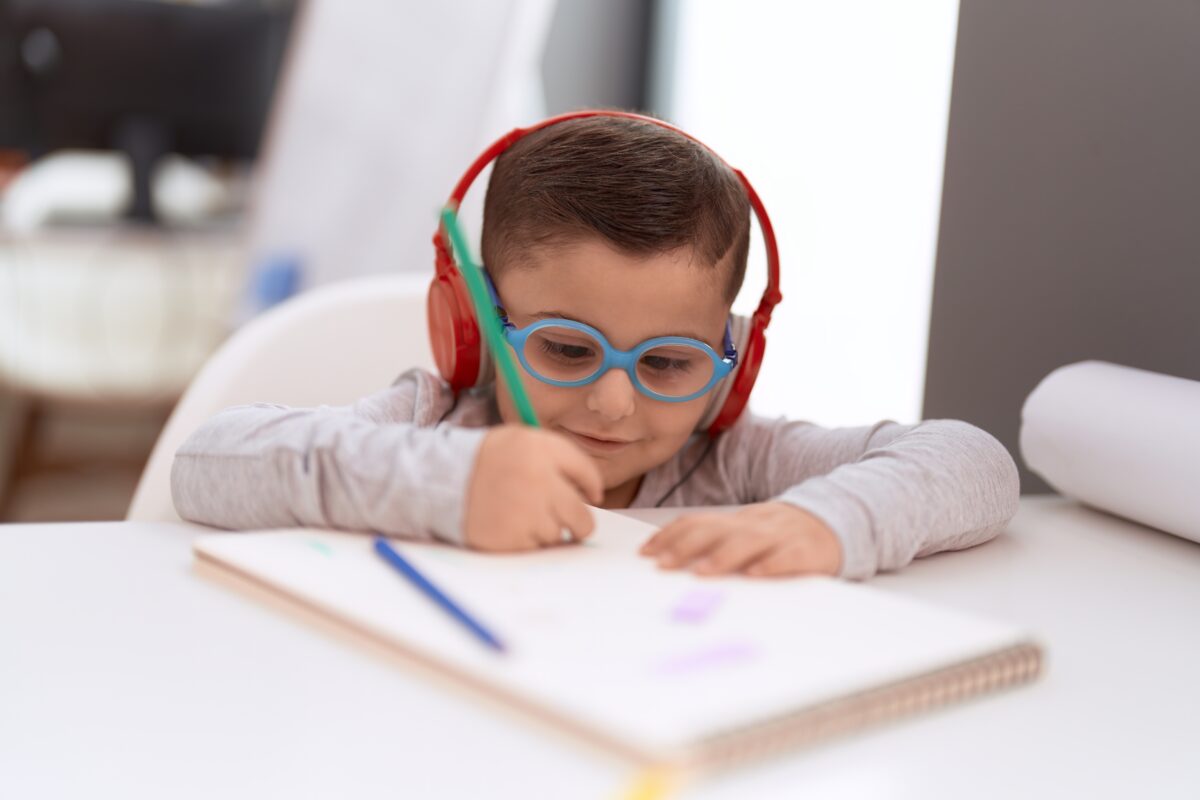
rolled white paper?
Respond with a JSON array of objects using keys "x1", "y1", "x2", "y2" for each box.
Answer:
[{"x1": 1020, "y1": 361, "x2": 1200, "y2": 543}]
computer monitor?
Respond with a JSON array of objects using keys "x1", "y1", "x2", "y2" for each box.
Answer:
[{"x1": 0, "y1": 0, "x2": 297, "y2": 222}]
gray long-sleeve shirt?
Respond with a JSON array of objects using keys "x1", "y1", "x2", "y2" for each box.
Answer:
[{"x1": 171, "y1": 368, "x2": 1020, "y2": 580}]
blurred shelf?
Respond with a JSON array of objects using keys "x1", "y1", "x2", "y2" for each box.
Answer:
[
  {"x1": 0, "y1": 224, "x2": 248, "y2": 522},
  {"x1": 0, "y1": 224, "x2": 247, "y2": 403}
]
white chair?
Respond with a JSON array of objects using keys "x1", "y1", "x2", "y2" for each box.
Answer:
[{"x1": 127, "y1": 271, "x2": 436, "y2": 523}]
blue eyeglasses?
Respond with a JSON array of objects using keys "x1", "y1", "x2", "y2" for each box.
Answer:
[{"x1": 484, "y1": 273, "x2": 738, "y2": 402}]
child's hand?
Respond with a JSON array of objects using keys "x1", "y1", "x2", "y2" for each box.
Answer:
[
  {"x1": 464, "y1": 425, "x2": 604, "y2": 552},
  {"x1": 639, "y1": 502, "x2": 843, "y2": 578}
]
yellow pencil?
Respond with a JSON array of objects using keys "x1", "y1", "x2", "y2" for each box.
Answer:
[{"x1": 616, "y1": 767, "x2": 678, "y2": 800}]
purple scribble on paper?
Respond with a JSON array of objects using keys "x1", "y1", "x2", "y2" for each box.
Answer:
[
  {"x1": 656, "y1": 642, "x2": 758, "y2": 676},
  {"x1": 671, "y1": 588, "x2": 723, "y2": 623}
]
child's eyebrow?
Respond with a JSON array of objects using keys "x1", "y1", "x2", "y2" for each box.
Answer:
[{"x1": 531, "y1": 310, "x2": 715, "y2": 345}]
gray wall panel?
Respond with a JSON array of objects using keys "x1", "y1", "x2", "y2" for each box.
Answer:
[{"x1": 923, "y1": 0, "x2": 1200, "y2": 493}]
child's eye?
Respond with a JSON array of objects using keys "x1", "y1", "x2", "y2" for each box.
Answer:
[
  {"x1": 539, "y1": 339, "x2": 595, "y2": 361},
  {"x1": 640, "y1": 354, "x2": 695, "y2": 373}
]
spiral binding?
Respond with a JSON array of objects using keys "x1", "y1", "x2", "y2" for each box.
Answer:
[{"x1": 685, "y1": 641, "x2": 1043, "y2": 768}]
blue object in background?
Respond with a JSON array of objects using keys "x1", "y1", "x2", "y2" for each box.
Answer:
[{"x1": 248, "y1": 253, "x2": 302, "y2": 312}]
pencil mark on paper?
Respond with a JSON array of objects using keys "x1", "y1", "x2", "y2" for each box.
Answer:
[
  {"x1": 671, "y1": 588, "x2": 723, "y2": 623},
  {"x1": 305, "y1": 539, "x2": 334, "y2": 557},
  {"x1": 655, "y1": 642, "x2": 758, "y2": 676}
]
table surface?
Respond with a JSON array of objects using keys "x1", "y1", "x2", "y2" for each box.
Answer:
[{"x1": 2, "y1": 496, "x2": 1199, "y2": 799}]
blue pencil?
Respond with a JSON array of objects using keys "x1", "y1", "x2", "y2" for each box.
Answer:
[{"x1": 372, "y1": 537, "x2": 507, "y2": 654}]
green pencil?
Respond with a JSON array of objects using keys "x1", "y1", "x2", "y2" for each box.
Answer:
[{"x1": 440, "y1": 208, "x2": 540, "y2": 427}]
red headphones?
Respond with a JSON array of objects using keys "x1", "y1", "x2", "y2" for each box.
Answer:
[{"x1": 428, "y1": 110, "x2": 782, "y2": 436}]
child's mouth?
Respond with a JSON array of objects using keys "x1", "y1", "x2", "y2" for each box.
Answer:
[{"x1": 562, "y1": 429, "x2": 635, "y2": 455}]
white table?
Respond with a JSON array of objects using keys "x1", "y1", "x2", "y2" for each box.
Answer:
[{"x1": 2, "y1": 497, "x2": 1199, "y2": 799}]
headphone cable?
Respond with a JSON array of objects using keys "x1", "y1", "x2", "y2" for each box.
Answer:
[{"x1": 653, "y1": 434, "x2": 718, "y2": 508}]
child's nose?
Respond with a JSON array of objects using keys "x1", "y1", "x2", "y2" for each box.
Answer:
[{"x1": 585, "y1": 368, "x2": 637, "y2": 421}]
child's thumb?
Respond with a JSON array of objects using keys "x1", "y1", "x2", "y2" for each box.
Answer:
[{"x1": 558, "y1": 445, "x2": 604, "y2": 505}]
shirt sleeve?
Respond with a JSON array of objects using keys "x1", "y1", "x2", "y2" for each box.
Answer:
[
  {"x1": 722, "y1": 415, "x2": 1021, "y2": 580},
  {"x1": 169, "y1": 370, "x2": 487, "y2": 545}
]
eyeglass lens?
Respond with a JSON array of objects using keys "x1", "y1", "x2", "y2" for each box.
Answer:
[{"x1": 523, "y1": 325, "x2": 716, "y2": 397}]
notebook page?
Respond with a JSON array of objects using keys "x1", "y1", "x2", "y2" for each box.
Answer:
[{"x1": 194, "y1": 508, "x2": 1030, "y2": 757}]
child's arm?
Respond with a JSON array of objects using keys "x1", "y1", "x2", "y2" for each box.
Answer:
[
  {"x1": 641, "y1": 417, "x2": 1020, "y2": 580},
  {"x1": 170, "y1": 369, "x2": 600, "y2": 547},
  {"x1": 170, "y1": 370, "x2": 484, "y2": 543}
]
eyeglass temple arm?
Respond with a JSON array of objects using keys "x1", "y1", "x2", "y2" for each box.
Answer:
[
  {"x1": 481, "y1": 268, "x2": 513, "y2": 326},
  {"x1": 723, "y1": 320, "x2": 739, "y2": 367}
]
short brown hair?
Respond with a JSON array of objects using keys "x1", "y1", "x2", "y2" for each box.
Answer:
[{"x1": 480, "y1": 115, "x2": 751, "y2": 302}]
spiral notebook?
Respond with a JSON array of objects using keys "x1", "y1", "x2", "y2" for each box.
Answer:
[{"x1": 192, "y1": 509, "x2": 1043, "y2": 768}]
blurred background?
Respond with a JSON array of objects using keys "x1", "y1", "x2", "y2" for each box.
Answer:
[{"x1": 1, "y1": 0, "x2": 1197, "y2": 523}]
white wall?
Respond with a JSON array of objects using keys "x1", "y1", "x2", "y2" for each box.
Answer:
[
  {"x1": 657, "y1": 0, "x2": 960, "y2": 426},
  {"x1": 247, "y1": 0, "x2": 555, "y2": 293}
]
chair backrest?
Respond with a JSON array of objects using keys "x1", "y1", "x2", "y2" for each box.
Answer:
[{"x1": 128, "y1": 271, "x2": 435, "y2": 522}]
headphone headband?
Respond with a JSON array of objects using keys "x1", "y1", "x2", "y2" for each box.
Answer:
[{"x1": 429, "y1": 109, "x2": 782, "y2": 436}]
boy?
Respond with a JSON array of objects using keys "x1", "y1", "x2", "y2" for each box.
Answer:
[{"x1": 172, "y1": 115, "x2": 1019, "y2": 580}]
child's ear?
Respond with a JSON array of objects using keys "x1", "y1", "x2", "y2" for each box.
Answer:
[{"x1": 696, "y1": 313, "x2": 753, "y2": 432}]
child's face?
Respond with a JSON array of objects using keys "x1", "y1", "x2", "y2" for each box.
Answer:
[{"x1": 492, "y1": 236, "x2": 732, "y2": 507}]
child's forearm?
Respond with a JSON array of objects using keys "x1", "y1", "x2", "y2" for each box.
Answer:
[
  {"x1": 169, "y1": 402, "x2": 486, "y2": 543},
  {"x1": 775, "y1": 420, "x2": 1020, "y2": 579}
]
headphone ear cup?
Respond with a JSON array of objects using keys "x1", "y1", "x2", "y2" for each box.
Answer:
[
  {"x1": 427, "y1": 267, "x2": 485, "y2": 392},
  {"x1": 697, "y1": 313, "x2": 754, "y2": 433},
  {"x1": 428, "y1": 225, "x2": 500, "y2": 391},
  {"x1": 474, "y1": 326, "x2": 495, "y2": 387}
]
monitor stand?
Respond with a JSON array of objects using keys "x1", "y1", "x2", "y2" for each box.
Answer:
[{"x1": 112, "y1": 115, "x2": 171, "y2": 224}]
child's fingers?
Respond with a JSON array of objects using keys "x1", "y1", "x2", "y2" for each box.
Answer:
[
  {"x1": 531, "y1": 519, "x2": 566, "y2": 548},
  {"x1": 478, "y1": 517, "x2": 551, "y2": 552},
  {"x1": 552, "y1": 482, "x2": 596, "y2": 542},
  {"x1": 639, "y1": 514, "x2": 703, "y2": 555},
  {"x1": 639, "y1": 530, "x2": 665, "y2": 556},
  {"x1": 654, "y1": 522, "x2": 728, "y2": 569},
  {"x1": 691, "y1": 533, "x2": 778, "y2": 576},
  {"x1": 743, "y1": 542, "x2": 816, "y2": 577},
  {"x1": 551, "y1": 436, "x2": 605, "y2": 505}
]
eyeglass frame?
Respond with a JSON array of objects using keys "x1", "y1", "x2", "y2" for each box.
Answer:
[{"x1": 483, "y1": 271, "x2": 739, "y2": 403}]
